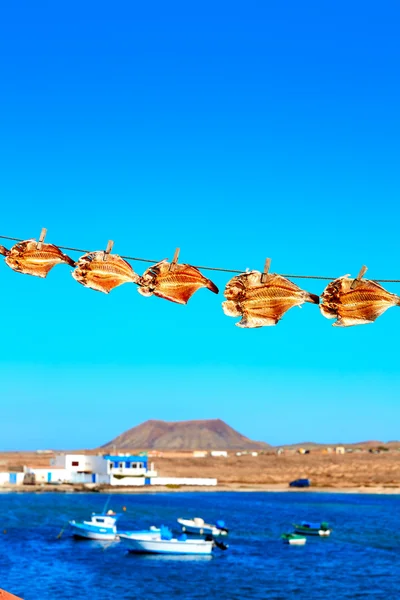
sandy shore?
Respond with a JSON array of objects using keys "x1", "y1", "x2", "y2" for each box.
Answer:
[{"x1": 0, "y1": 483, "x2": 399, "y2": 494}]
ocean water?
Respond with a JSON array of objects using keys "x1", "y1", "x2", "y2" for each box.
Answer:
[{"x1": 0, "y1": 492, "x2": 399, "y2": 599}]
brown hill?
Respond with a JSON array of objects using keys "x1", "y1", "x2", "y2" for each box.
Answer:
[{"x1": 100, "y1": 419, "x2": 269, "y2": 451}]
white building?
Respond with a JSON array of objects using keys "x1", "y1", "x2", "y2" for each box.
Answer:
[
  {"x1": 26, "y1": 467, "x2": 70, "y2": 484},
  {"x1": 104, "y1": 454, "x2": 157, "y2": 486},
  {"x1": 0, "y1": 471, "x2": 25, "y2": 485},
  {"x1": 211, "y1": 451, "x2": 228, "y2": 457},
  {"x1": 49, "y1": 454, "x2": 109, "y2": 484},
  {"x1": 0, "y1": 453, "x2": 218, "y2": 488},
  {"x1": 52, "y1": 454, "x2": 108, "y2": 474}
]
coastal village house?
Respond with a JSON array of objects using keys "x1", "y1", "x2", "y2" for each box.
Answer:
[
  {"x1": 0, "y1": 453, "x2": 217, "y2": 487},
  {"x1": 49, "y1": 453, "x2": 157, "y2": 485}
]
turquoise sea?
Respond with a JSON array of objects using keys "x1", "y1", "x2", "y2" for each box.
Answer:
[{"x1": 1, "y1": 492, "x2": 399, "y2": 599}]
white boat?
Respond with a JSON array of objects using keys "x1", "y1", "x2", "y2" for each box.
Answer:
[
  {"x1": 177, "y1": 517, "x2": 228, "y2": 536},
  {"x1": 119, "y1": 532, "x2": 214, "y2": 555},
  {"x1": 69, "y1": 511, "x2": 118, "y2": 540},
  {"x1": 281, "y1": 533, "x2": 307, "y2": 545}
]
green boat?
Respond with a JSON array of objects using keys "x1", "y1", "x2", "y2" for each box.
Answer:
[
  {"x1": 293, "y1": 521, "x2": 331, "y2": 536},
  {"x1": 281, "y1": 533, "x2": 307, "y2": 545}
]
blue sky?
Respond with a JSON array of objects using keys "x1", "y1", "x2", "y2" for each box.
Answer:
[{"x1": 0, "y1": 1, "x2": 399, "y2": 449}]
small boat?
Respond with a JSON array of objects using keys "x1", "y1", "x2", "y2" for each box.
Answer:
[
  {"x1": 177, "y1": 517, "x2": 228, "y2": 536},
  {"x1": 69, "y1": 510, "x2": 119, "y2": 540},
  {"x1": 293, "y1": 521, "x2": 332, "y2": 537},
  {"x1": 120, "y1": 526, "x2": 227, "y2": 555},
  {"x1": 281, "y1": 533, "x2": 307, "y2": 545}
]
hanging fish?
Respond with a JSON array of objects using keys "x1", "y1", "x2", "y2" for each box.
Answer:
[
  {"x1": 320, "y1": 275, "x2": 400, "y2": 327},
  {"x1": 4, "y1": 240, "x2": 75, "y2": 278},
  {"x1": 138, "y1": 260, "x2": 219, "y2": 305},
  {"x1": 223, "y1": 271, "x2": 319, "y2": 328},
  {"x1": 72, "y1": 251, "x2": 140, "y2": 294}
]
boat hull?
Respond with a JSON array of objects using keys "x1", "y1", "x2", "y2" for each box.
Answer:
[
  {"x1": 282, "y1": 533, "x2": 307, "y2": 545},
  {"x1": 287, "y1": 538, "x2": 306, "y2": 545},
  {"x1": 294, "y1": 528, "x2": 331, "y2": 537},
  {"x1": 283, "y1": 537, "x2": 307, "y2": 545},
  {"x1": 120, "y1": 535, "x2": 213, "y2": 555},
  {"x1": 70, "y1": 522, "x2": 117, "y2": 541}
]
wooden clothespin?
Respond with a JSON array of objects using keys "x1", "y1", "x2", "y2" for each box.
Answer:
[
  {"x1": 169, "y1": 247, "x2": 180, "y2": 271},
  {"x1": 37, "y1": 228, "x2": 47, "y2": 250},
  {"x1": 103, "y1": 240, "x2": 114, "y2": 261},
  {"x1": 261, "y1": 258, "x2": 271, "y2": 283},
  {"x1": 350, "y1": 265, "x2": 368, "y2": 289}
]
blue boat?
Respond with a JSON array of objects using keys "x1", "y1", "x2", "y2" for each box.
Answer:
[{"x1": 69, "y1": 511, "x2": 119, "y2": 540}]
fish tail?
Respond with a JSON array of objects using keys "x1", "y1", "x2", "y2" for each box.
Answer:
[
  {"x1": 206, "y1": 279, "x2": 219, "y2": 294},
  {"x1": 64, "y1": 254, "x2": 76, "y2": 267},
  {"x1": 305, "y1": 292, "x2": 320, "y2": 305},
  {"x1": 0, "y1": 245, "x2": 10, "y2": 256}
]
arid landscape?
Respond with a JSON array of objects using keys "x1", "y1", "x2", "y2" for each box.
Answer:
[{"x1": 1, "y1": 448, "x2": 400, "y2": 492}]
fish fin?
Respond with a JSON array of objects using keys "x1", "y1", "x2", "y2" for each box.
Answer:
[
  {"x1": 205, "y1": 279, "x2": 219, "y2": 294},
  {"x1": 236, "y1": 319, "x2": 263, "y2": 329},
  {"x1": 138, "y1": 282, "x2": 190, "y2": 304},
  {"x1": 153, "y1": 287, "x2": 193, "y2": 305},
  {"x1": 237, "y1": 316, "x2": 278, "y2": 328},
  {"x1": 333, "y1": 317, "x2": 373, "y2": 327},
  {"x1": 71, "y1": 271, "x2": 110, "y2": 293},
  {"x1": 319, "y1": 305, "x2": 337, "y2": 320},
  {"x1": 222, "y1": 300, "x2": 241, "y2": 317}
]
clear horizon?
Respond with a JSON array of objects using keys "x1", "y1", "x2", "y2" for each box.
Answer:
[{"x1": 1, "y1": 1, "x2": 400, "y2": 450}]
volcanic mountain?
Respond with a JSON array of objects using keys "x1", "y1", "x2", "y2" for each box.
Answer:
[{"x1": 100, "y1": 419, "x2": 269, "y2": 451}]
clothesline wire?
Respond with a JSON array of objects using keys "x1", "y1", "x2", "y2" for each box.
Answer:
[{"x1": 0, "y1": 233, "x2": 399, "y2": 283}]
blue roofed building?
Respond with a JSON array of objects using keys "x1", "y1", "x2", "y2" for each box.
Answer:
[{"x1": 103, "y1": 454, "x2": 157, "y2": 486}]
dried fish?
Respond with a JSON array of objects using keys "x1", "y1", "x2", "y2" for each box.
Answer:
[
  {"x1": 5, "y1": 240, "x2": 75, "y2": 278},
  {"x1": 320, "y1": 275, "x2": 400, "y2": 327},
  {"x1": 138, "y1": 260, "x2": 219, "y2": 304},
  {"x1": 223, "y1": 270, "x2": 319, "y2": 328},
  {"x1": 72, "y1": 252, "x2": 140, "y2": 294}
]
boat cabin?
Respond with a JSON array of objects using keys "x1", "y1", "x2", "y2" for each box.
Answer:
[{"x1": 85, "y1": 513, "x2": 118, "y2": 529}]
